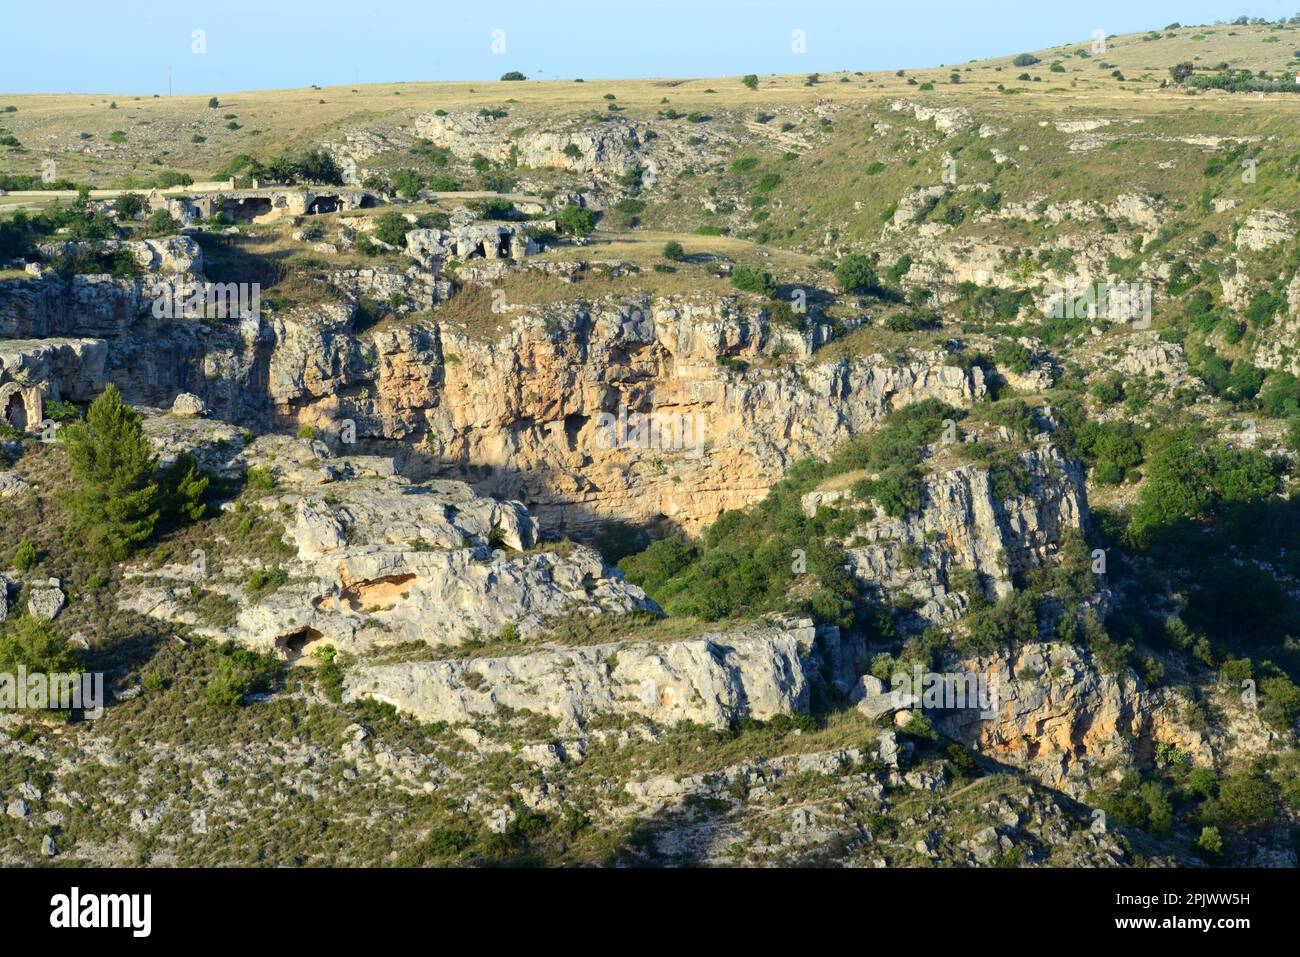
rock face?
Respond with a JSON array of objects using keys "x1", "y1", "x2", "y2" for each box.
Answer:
[
  {"x1": 414, "y1": 111, "x2": 738, "y2": 194},
  {"x1": 404, "y1": 222, "x2": 540, "y2": 266},
  {"x1": 928, "y1": 642, "x2": 1214, "y2": 792},
  {"x1": 345, "y1": 619, "x2": 822, "y2": 730},
  {"x1": 834, "y1": 443, "x2": 1088, "y2": 628},
  {"x1": 0, "y1": 337, "x2": 107, "y2": 431},
  {"x1": 1235, "y1": 208, "x2": 1291, "y2": 251},
  {"x1": 1, "y1": 249, "x2": 987, "y2": 535},
  {"x1": 0, "y1": 473, "x2": 30, "y2": 498}
]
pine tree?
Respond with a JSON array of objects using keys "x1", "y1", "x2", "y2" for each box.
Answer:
[
  {"x1": 160, "y1": 451, "x2": 209, "y2": 524},
  {"x1": 0, "y1": 616, "x2": 76, "y2": 672},
  {"x1": 60, "y1": 384, "x2": 159, "y2": 559}
]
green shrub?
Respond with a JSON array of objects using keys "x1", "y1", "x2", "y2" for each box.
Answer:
[
  {"x1": 1130, "y1": 437, "x2": 1277, "y2": 542},
  {"x1": 730, "y1": 264, "x2": 775, "y2": 296},
  {"x1": 115, "y1": 192, "x2": 147, "y2": 219},
  {"x1": 372, "y1": 211, "x2": 412, "y2": 247},
  {"x1": 1197, "y1": 826, "x2": 1223, "y2": 857},
  {"x1": 963, "y1": 590, "x2": 1039, "y2": 653},
  {"x1": 1090, "y1": 372, "x2": 1125, "y2": 404},
  {"x1": 13, "y1": 539, "x2": 37, "y2": 572},
  {"x1": 1212, "y1": 768, "x2": 1275, "y2": 832},
  {"x1": 993, "y1": 340, "x2": 1032, "y2": 375},
  {"x1": 834, "y1": 253, "x2": 878, "y2": 294},
  {"x1": 205, "y1": 643, "x2": 281, "y2": 707},
  {"x1": 159, "y1": 452, "x2": 209, "y2": 524},
  {"x1": 246, "y1": 565, "x2": 289, "y2": 592},
  {"x1": 556, "y1": 204, "x2": 596, "y2": 236},
  {"x1": 0, "y1": 616, "x2": 76, "y2": 674}
]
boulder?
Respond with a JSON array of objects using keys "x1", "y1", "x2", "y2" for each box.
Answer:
[
  {"x1": 170, "y1": 392, "x2": 208, "y2": 417},
  {"x1": 27, "y1": 580, "x2": 65, "y2": 620}
]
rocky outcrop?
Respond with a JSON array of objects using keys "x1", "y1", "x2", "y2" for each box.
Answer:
[
  {"x1": 931, "y1": 642, "x2": 1214, "y2": 792},
  {"x1": 260, "y1": 292, "x2": 987, "y2": 535},
  {"x1": 2, "y1": 250, "x2": 987, "y2": 535},
  {"x1": 344, "y1": 619, "x2": 820, "y2": 730},
  {"x1": 1236, "y1": 208, "x2": 1291, "y2": 251},
  {"x1": 890, "y1": 100, "x2": 972, "y2": 135},
  {"x1": 121, "y1": 416, "x2": 659, "y2": 655},
  {"x1": 414, "y1": 111, "x2": 739, "y2": 194},
  {"x1": 830, "y1": 444, "x2": 1087, "y2": 627}
]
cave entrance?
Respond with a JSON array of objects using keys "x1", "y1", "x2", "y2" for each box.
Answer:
[
  {"x1": 496, "y1": 232, "x2": 512, "y2": 258},
  {"x1": 308, "y1": 195, "x2": 341, "y2": 215},
  {"x1": 563, "y1": 413, "x2": 589, "y2": 452},
  {"x1": 3, "y1": 392, "x2": 27, "y2": 431},
  {"x1": 225, "y1": 197, "x2": 273, "y2": 222},
  {"x1": 275, "y1": 626, "x2": 326, "y2": 662}
]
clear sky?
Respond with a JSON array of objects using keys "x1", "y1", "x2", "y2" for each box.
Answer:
[{"x1": 2, "y1": 1, "x2": 1295, "y2": 94}]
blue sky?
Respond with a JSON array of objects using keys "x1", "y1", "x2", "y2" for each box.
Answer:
[{"x1": 2, "y1": 1, "x2": 1294, "y2": 94}]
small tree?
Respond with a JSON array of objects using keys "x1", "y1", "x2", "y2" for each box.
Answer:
[
  {"x1": 835, "y1": 253, "x2": 878, "y2": 294},
  {"x1": 500, "y1": 71, "x2": 526, "y2": 81},
  {"x1": 60, "y1": 384, "x2": 159, "y2": 560},
  {"x1": 207, "y1": 96, "x2": 220, "y2": 108},
  {"x1": 142, "y1": 209, "x2": 180, "y2": 237},
  {"x1": 1170, "y1": 62, "x2": 1195, "y2": 83},
  {"x1": 556, "y1": 204, "x2": 596, "y2": 236},
  {"x1": 741, "y1": 74, "x2": 759, "y2": 90},
  {"x1": 1012, "y1": 53, "x2": 1040, "y2": 67},
  {"x1": 115, "y1": 193, "x2": 146, "y2": 220},
  {"x1": 13, "y1": 539, "x2": 37, "y2": 572},
  {"x1": 1197, "y1": 826, "x2": 1223, "y2": 857},
  {"x1": 662, "y1": 240, "x2": 685, "y2": 262},
  {"x1": 389, "y1": 168, "x2": 425, "y2": 200}
]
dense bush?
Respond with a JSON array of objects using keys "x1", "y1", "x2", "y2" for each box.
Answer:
[
  {"x1": 13, "y1": 538, "x2": 37, "y2": 571},
  {"x1": 372, "y1": 211, "x2": 413, "y2": 247},
  {"x1": 730, "y1": 264, "x2": 775, "y2": 296},
  {"x1": 0, "y1": 616, "x2": 77, "y2": 673},
  {"x1": 556, "y1": 204, "x2": 596, "y2": 236},
  {"x1": 1130, "y1": 435, "x2": 1277, "y2": 542},
  {"x1": 834, "y1": 254, "x2": 879, "y2": 294},
  {"x1": 205, "y1": 642, "x2": 282, "y2": 707}
]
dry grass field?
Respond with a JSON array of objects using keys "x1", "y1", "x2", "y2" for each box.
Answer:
[{"x1": 3, "y1": 22, "x2": 1300, "y2": 185}]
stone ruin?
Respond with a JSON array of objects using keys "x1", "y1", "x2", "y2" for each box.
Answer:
[
  {"x1": 0, "y1": 380, "x2": 41, "y2": 433},
  {"x1": 149, "y1": 187, "x2": 380, "y2": 226},
  {"x1": 0, "y1": 339, "x2": 108, "y2": 435}
]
